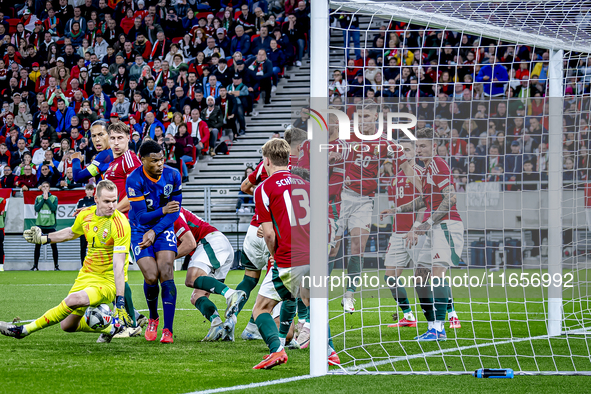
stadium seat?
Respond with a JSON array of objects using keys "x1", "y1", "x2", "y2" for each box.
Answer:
[
  {"x1": 196, "y1": 12, "x2": 213, "y2": 19},
  {"x1": 6, "y1": 19, "x2": 20, "y2": 35},
  {"x1": 186, "y1": 145, "x2": 198, "y2": 168}
]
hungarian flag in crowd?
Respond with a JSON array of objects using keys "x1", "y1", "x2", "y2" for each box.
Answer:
[
  {"x1": 0, "y1": 188, "x2": 11, "y2": 217},
  {"x1": 24, "y1": 190, "x2": 86, "y2": 230}
]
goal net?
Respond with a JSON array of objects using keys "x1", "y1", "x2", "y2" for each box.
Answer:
[{"x1": 309, "y1": 0, "x2": 591, "y2": 375}]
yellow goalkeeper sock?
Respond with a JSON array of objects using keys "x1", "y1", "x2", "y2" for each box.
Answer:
[
  {"x1": 24, "y1": 301, "x2": 73, "y2": 334},
  {"x1": 75, "y1": 318, "x2": 112, "y2": 334}
]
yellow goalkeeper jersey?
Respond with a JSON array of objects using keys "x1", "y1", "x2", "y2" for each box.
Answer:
[{"x1": 71, "y1": 206, "x2": 131, "y2": 279}]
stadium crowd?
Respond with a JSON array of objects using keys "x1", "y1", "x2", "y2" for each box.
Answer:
[
  {"x1": 329, "y1": 15, "x2": 591, "y2": 191},
  {"x1": 0, "y1": 0, "x2": 311, "y2": 190}
]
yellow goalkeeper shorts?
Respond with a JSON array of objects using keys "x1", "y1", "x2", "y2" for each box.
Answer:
[{"x1": 68, "y1": 272, "x2": 116, "y2": 316}]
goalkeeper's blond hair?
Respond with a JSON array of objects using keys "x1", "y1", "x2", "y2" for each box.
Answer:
[{"x1": 96, "y1": 180, "x2": 117, "y2": 198}]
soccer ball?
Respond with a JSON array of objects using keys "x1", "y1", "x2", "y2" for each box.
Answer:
[{"x1": 85, "y1": 304, "x2": 113, "y2": 330}]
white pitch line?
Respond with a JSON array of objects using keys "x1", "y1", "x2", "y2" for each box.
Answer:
[
  {"x1": 343, "y1": 333, "x2": 555, "y2": 372},
  {"x1": 184, "y1": 374, "x2": 315, "y2": 394}
]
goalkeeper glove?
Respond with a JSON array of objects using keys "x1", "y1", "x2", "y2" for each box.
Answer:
[
  {"x1": 23, "y1": 226, "x2": 50, "y2": 245},
  {"x1": 114, "y1": 296, "x2": 132, "y2": 328}
]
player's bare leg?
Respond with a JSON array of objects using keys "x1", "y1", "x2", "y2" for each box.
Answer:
[
  {"x1": 0, "y1": 289, "x2": 120, "y2": 341},
  {"x1": 252, "y1": 295, "x2": 287, "y2": 369},
  {"x1": 137, "y1": 256, "x2": 162, "y2": 342},
  {"x1": 343, "y1": 227, "x2": 369, "y2": 313}
]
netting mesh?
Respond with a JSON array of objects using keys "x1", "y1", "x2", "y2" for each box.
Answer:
[{"x1": 320, "y1": 0, "x2": 591, "y2": 375}]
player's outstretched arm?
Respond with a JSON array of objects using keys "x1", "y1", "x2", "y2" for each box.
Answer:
[
  {"x1": 72, "y1": 150, "x2": 112, "y2": 183},
  {"x1": 23, "y1": 226, "x2": 79, "y2": 245}
]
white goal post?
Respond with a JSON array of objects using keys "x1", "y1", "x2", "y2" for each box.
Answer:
[{"x1": 307, "y1": 0, "x2": 591, "y2": 376}]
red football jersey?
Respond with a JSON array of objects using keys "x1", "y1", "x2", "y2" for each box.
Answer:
[
  {"x1": 422, "y1": 156, "x2": 462, "y2": 222},
  {"x1": 174, "y1": 207, "x2": 218, "y2": 244},
  {"x1": 104, "y1": 149, "x2": 141, "y2": 203},
  {"x1": 386, "y1": 165, "x2": 424, "y2": 233},
  {"x1": 255, "y1": 170, "x2": 310, "y2": 268},
  {"x1": 248, "y1": 161, "x2": 269, "y2": 227},
  {"x1": 343, "y1": 137, "x2": 407, "y2": 196},
  {"x1": 298, "y1": 139, "x2": 346, "y2": 200},
  {"x1": 585, "y1": 183, "x2": 591, "y2": 208}
]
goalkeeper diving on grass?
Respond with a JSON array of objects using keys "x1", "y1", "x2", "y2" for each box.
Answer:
[{"x1": 0, "y1": 180, "x2": 134, "y2": 342}]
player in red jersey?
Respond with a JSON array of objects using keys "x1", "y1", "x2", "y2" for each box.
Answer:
[
  {"x1": 235, "y1": 129, "x2": 306, "y2": 340},
  {"x1": 380, "y1": 140, "x2": 427, "y2": 327},
  {"x1": 295, "y1": 115, "x2": 345, "y2": 353},
  {"x1": 251, "y1": 139, "x2": 311, "y2": 370},
  {"x1": 395, "y1": 128, "x2": 464, "y2": 341},
  {"x1": 105, "y1": 122, "x2": 142, "y2": 215},
  {"x1": 338, "y1": 100, "x2": 419, "y2": 313},
  {"x1": 173, "y1": 207, "x2": 245, "y2": 342}
]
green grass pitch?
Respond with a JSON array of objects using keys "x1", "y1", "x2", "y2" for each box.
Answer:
[{"x1": 0, "y1": 269, "x2": 590, "y2": 394}]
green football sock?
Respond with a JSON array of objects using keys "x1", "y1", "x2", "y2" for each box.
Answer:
[
  {"x1": 384, "y1": 275, "x2": 411, "y2": 314},
  {"x1": 236, "y1": 275, "x2": 258, "y2": 314},
  {"x1": 434, "y1": 280, "x2": 450, "y2": 322},
  {"x1": 124, "y1": 282, "x2": 137, "y2": 326},
  {"x1": 194, "y1": 296, "x2": 219, "y2": 322},
  {"x1": 445, "y1": 279, "x2": 455, "y2": 313},
  {"x1": 194, "y1": 276, "x2": 228, "y2": 295},
  {"x1": 416, "y1": 280, "x2": 435, "y2": 322},
  {"x1": 296, "y1": 298, "x2": 309, "y2": 322},
  {"x1": 249, "y1": 314, "x2": 255, "y2": 324},
  {"x1": 346, "y1": 255, "x2": 363, "y2": 292},
  {"x1": 328, "y1": 255, "x2": 338, "y2": 275},
  {"x1": 255, "y1": 313, "x2": 282, "y2": 353},
  {"x1": 328, "y1": 324, "x2": 334, "y2": 350},
  {"x1": 279, "y1": 299, "x2": 297, "y2": 338}
]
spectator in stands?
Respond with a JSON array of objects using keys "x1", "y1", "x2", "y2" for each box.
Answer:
[
  {"x1": 1, "y1": 166, "x2": 16, "y2": 188},
  {"x1": 59, "y1": 167, "x2": 82, "y2": 189},
  {"x1": 522, "y1": 160, "x2": 540, "y2": 191},
  {"x1": 31, "y1": 181, "x2": 59, "y2": 271},
  {"x1": 283, "y1": 13, "x2": 306, "y2": 67},
  {"x1": 175, "y1": 123, "x2": 194, "y2": 180},
  {"x1": 227, "y1": 73, "x2": 249, "y2": 135},
  {"x1": 231, "y1": 25, "x2": 251, "y2": 58},
  {"x1": 129, "y1": 131, "x2": 142, "y2": 154},
  {"x1": 0, "y1": 144, "x2": 11, "y2": 170},
  {"x1": 475, "y1": 54, "x2": 509, "y2": 97},
  {"x1": 201, "y1": 96, "x2": 223, "y2": 156},
  {"x1": 16, "y1": 164, "x2": 37, "y2": 191},
  {"x1": 236, "y1": 166, "x2": 254, "y2": 212},
  {"x1": 37, "y1": 163, "x2": 60, "y2": 188},
  {"x1": 504, "y1": 141, "x2": 523, "y2": 184},
  {"x1": 33, "y1": 138, "x2": 51, "y2": 166},
  {"x1": 11, "y1": 138, "x2": 30, "y2": 169}
]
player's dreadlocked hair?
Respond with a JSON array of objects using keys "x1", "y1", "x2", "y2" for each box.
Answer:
[
  {"x1": 139, "y1": 139, "x2": 163, "y2": 158},
  {"x1": 284, "y1": 127, "x2": 307, "y2": 148},
  {"x1": 108, "y1": 121, "x2": 130, "y2": 136}
]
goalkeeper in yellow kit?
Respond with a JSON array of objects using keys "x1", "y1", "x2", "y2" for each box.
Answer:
[{"x1": 0, "y1": 180, "x2": 134, "y2": 343}]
